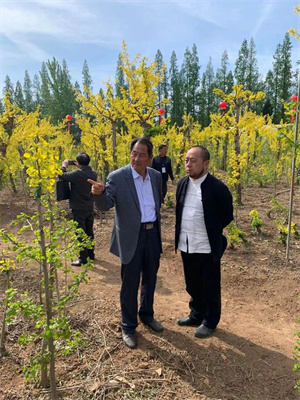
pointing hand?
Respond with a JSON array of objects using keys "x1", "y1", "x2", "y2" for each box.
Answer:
[{"x1": 87, "y1": 179, "x2": 105, "y2": 196}]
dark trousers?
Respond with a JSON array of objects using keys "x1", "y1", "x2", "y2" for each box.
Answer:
[
  {"x1": 72, "y1": 209, "x2": 95, "y2": 263},
  {"x1": 181, "y1": 252, "x2": 221, "y2": 329},
  {"x1": 121, "y1": 226, "x2": 161, "y2": 334},
  {"x1": 162, "y1": 180, "x2": 167, "y2": 200}
]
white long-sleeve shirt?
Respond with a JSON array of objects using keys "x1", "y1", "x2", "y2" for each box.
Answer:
[{"x1": 178, "y1": 174, "x2": 211, "y2": 254}]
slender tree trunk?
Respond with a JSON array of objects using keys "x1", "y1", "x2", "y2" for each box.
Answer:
[
  {"x1": 221, "y1": 133, "x2": 228, "y2": 171},
  {"x1": 100, "y1": 136, "x2": 109, "y2": 179},
  {"x1": 0, "y1": 271, "x2": 10, "y2": 356},
  {"x1": 37, "y1": 197, "x2": 57, "y2": 399},
  {"x1": 111, "y1": 121, "x2": 117, "y2": 170},
  {"x1": 49, "y1": 199, "x2": 60, "y2": 303},
  {"x1": 234, "y1": 105, "x2": 242, "y2": 205},
  {"x1": 9, "y1": 174, "x2": 17, "y2": 194},
  {"x1": 39, "y1": 338, "x2": 48, "y2": 388}
]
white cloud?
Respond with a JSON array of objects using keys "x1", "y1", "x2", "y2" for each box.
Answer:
[
  {"x1": 251, "y1": 2, "x2": 274, "y2": 39},
  {"x1": 0, "y1": 1, "x2": 123, "y2": 62}
]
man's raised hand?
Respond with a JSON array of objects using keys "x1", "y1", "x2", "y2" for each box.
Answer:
[{"x1": 88, "y1": 179, "x2": 105, "y2": 196}]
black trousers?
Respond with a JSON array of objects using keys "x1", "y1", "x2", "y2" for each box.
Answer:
[
  {"x1": 181, "y1": 252, "x2": 221, "y2": 329},
  {"x1": 120, "y1": 225, "x2": 161, "y2": 334},
  {"x1": 162, "y1": 180, "x2": 167, "y2": 200},
  {"x1": 72, "y1": 209, "x2": 95, "y2": 263}
]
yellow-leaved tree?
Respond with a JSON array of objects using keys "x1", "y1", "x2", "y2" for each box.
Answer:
[{"x1": 214, "y1": 85, "x2": 266, "y2": 205}]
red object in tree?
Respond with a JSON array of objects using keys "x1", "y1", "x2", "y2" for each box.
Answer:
[
  {"x1": 219, "y1": 101, "x2": 227, "y2": 116},
  {"x1": 158, "y1": 108, "x2": 165, "y2": 125},
  {"x1": 66, "y1": 115, "x2": 72, "y2": 133},
  {"x1": 290, "y1": 96, "x2": 298, "y2": 122}
]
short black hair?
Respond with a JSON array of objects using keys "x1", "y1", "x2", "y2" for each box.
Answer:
[
  {"x1": 191, "y1": 146, "x2": 210, "y2": 161},
  {"x1": 159, "y1": 144, "x2": 168, "y2": 151},
  {"x1": 76, "y1": 152, "x2": 90, "y2": 165},
  {"x1": 130, "y1": 137, "x2": 153, "y2": 156}
]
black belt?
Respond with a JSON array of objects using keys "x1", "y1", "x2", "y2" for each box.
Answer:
[{"x1": 141, "y1": 220, "x2": 156, "y2": 230}]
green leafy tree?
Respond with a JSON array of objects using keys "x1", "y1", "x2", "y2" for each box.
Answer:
[
  {"x1": 32, "y1": 73, "x2": 42, "y2": 109},
  {"x1": 155, "y1": 49, "x2": 165, "y2": 107},
  {"x1": 272, "y1": 34, "x2": 293, "y2": 123},
  {"x1": 181, "y1": 44, "x2": 200, "y2": 119},
  {"x1": 169, "y1": 50, "x2": 183, "y2": 125},
  {"x1": 14, "y1": 81, "x2": 25, "y2": 110},
  {"x1": 3, "y1": 75, "x2": 14, "y2": 103},
  {"x1": 234, "y1": 39, "x2": 249, "y2": 87},
  {"x1": 154, "y1": 50, "x2": 169, "y2": 119},
  {"x1": 115, "y1": 53, "x2": 127, "y2": 99},
  {"x1": 82, "y1": 59, "x2": 93, "y2": 95},
  {"x1": 262, "y1": 70, "x2": 274, "y2": 117},
  {"x1": 215, "y1": 50, "x2": 230, "y2": 93},
  {"x1": 40, "y1": 58, "x2": 77, "y2": 125},
  {"x1": 23, "y1": 70, "x2": 33, "y2": 113},
  {"x1": 279, "y1": 33, "x2": 293, "y2": 121},
  {"x1": 245, "y1": 38, "x2": 260, "y2": 92}
]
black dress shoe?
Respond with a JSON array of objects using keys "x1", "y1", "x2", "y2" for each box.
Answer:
[
  {"x1": 122, "y1": 331, "x2": 137, "y2": 349},
  {"x1": 142, "y1": 319, "x2": 164, "y2": 332},
  {"x1": 176, "y1": 316, "x2": 202, "y2": 327},
  {"x1": 194, "y1": 324, "x2": 216, "y2": 338}
]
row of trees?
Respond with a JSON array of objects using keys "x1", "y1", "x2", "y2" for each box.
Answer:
[{"x1": 1, "y1": 34, "x2": 296, "y2": 141}]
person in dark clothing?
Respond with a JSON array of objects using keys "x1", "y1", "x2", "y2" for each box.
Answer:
[
  {"x1": 175, "y1": 146, "x2": 233, "y2": 338},
  {"x1": 151, "y1": 145, "x2": 175, "y2": 201},
  {"x1": 61, "y1": 152, "x2": 97, "y2": 266}
]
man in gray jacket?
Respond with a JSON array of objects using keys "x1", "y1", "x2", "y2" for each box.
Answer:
[
  {"x1": 61, "y1": 152, "x2": 97, "y2": 266},
  {"x1": 88, "y1": 137, "x2": 163, "y2": 349}
]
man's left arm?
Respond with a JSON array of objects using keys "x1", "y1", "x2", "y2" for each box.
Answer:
[
  {"x1": 167, "y1": 157, "x2": 175, "y2": 184},
  {"x1": 219, "y1": 184, "x2": 234, "y2": 228}
]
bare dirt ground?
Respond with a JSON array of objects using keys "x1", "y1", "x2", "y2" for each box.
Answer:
[{"x1": 0, "y1": 183, "x2": 300, "y2": 400}]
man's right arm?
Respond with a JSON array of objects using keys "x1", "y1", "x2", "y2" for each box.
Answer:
[{"x1": 88, "y1": 177, "x2": 114, "y2": 211}]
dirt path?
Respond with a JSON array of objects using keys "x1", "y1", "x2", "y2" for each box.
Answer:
[{"x1": 0, "y1": 185, "x2": 299, "y2": 399}]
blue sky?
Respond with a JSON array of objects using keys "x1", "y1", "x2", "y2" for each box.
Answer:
[{"x1": 0, "y1": 0, "x2": 299, "y2": 96}]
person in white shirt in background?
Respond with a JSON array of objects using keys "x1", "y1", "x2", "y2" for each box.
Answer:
[{"x1": 175, "y1": 146, "x2": 233, "y2": 338}]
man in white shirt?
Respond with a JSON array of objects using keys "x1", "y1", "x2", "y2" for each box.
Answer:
[
  {"x1": 175, "y1": 146, "x2": 233, "y2": 338},
  {"x1": 88, "y1": 137, "x2": 163, "y2": 349}
]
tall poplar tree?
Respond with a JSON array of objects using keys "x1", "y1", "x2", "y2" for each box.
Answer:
[
  {"x1": 215, "y1": 50, "x2": 230, "y2": 93},
  {"x1": 271, "y1": 34, "x2": 293, "y2": 123},
  {"x1": 169, "y1": 50, "x2": 183, "y2": 125},
  {"x1": 181, "y1": 44, "x2": 200, "y2": 119},
  {"x1": 32, "y1": 73, "x2": 42, "y2": 109},
  {"x1": 40, "y1": 58, "x2": 76, "y2": 125},
  {"x1": 14, "y1": 81, "x2": 25, "y2": 109},
  {"x1": 245, "y1": 38, "x2": 260, "y2": 92},
  {"x1": 115, "y1": 53, "x2": 127, "y2": 99},
  {"x1": 279, "y1": 33, "x2": 293, "y2": 121},
  {"x1": 23, "y1": 70, "x2": 33, "y2": 112},
  {"x1": 3, "y1": 75, "x2": 14, "y2": 103},
  {"x1": 155, "y1": 49, "x2": 164, "y2": 107},
  {"x1": 154, "y1": 50, "x2": 168, "y2": 118},
  {"x1": 198, "y1": 57, "x2": 216, "y2": 127},
  {"x1": 262, "y1": 70, "x2": 274, "y2": 117},
  {"x1": 40, "y1": 62, "x2": 52, "y2": 117},
  {"x1": 82, "y1": 59, "x2": 93, "y2": 95},
  {"x1": 234, "y1": 39, "x2": 249, "y2": 87},
  {"x1": 271, "y1": 44, "x2": 282, "y2": 123}
]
